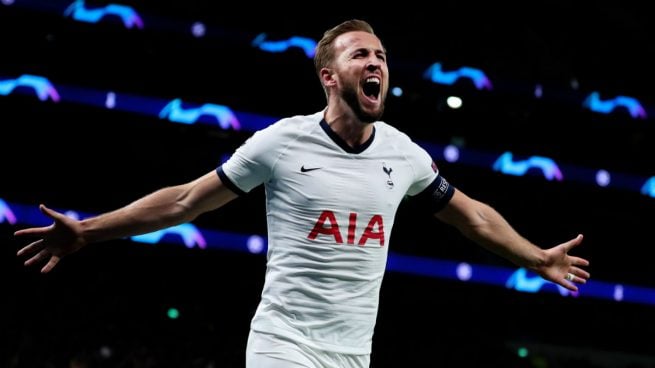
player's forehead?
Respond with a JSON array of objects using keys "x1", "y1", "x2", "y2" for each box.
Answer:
[{"x1": 333, "y1": 31, "x2": 385, "y2": 55}]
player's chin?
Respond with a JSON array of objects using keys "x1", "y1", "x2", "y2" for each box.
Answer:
[{"x1": 359, "y1": 104, "x2": 384, "y2": 123}]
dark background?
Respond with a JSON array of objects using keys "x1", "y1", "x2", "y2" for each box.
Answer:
[{"x1": 3, "y1": 3, "x2": 655, "y2": 367}]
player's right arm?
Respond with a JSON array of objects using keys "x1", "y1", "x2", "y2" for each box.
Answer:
[{"x1": 15, "y1": 170, "x2": 237, "y2": 273}]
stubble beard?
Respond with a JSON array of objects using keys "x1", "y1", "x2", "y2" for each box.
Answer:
[{"x1": 341, "y1": 84, "x2": 385, "y2": 124}]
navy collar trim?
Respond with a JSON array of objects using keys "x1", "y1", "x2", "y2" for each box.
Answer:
[{"x1": 319, "y1": 119, "x2": 375, "y2": 154}]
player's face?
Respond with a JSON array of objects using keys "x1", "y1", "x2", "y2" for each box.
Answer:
[{"x1": 331, "y1": 31, "x2": 388, "y2": 123}]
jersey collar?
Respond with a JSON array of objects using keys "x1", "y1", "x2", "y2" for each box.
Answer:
[{"x1": 319, "y1": 119, "x2": 376, "y2": 154}]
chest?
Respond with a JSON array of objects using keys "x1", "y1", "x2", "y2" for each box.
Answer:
[{"x1": 270, "y1": 148, "x2": 412, "y2": 213}]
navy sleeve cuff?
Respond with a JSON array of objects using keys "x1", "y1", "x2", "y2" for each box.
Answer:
[
  {"x1": 413, "y1": 174, "x2": 455, "y2": 213},
  {"x1": 216, "y1": 166, "x2": 246, "y2": 196}
]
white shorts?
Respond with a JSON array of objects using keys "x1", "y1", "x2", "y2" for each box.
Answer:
[{"x1": 246, "y1": 330, "x2": 370, "y2": 368}]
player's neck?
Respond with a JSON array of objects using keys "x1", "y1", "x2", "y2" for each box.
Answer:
[{"x1": 324, "y1": 106, "x2": 374, "y2": 148}]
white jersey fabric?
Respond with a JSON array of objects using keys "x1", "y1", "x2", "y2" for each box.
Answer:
[{"x1": 218, "y1": 110, "x2": 449, "y2": 355}]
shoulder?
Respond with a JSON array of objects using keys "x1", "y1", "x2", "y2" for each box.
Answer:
[
  {"x1": 374, "y1": 121, "x2": 434, "y2": 168},
  {"x1": 251, "y1": 111, "x2": 323, "y2": 139},
  {"x1": 271, "y1": 110, "x2": 324, "y2": 131},
  {"x1": 258, "y1": 110, "x2": 324, "y2": 138},
  {"x1": 374, "y1": 121, "x2": 420, "y2": 148}
]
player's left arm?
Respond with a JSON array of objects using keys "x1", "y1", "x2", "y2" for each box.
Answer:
[{"x1": 434, "y1": 189, "x2": 590, "y2": 291}]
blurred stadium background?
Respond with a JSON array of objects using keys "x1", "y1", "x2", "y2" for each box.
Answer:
[{"x1": 3, "y1": 3, "x2": 655, "y2": 367}]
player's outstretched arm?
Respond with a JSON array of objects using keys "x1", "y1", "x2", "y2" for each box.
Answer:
[
  {"x1": 15, "y1": 171, "x2": 237, "y2": 273},
  {"x1": 435, "y1": 189, "x2": 590, "y2": 291}
]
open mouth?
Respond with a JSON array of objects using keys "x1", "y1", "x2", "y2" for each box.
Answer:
[{"x1": 362, "y1": 77, "x2": 380, "y2": 100}]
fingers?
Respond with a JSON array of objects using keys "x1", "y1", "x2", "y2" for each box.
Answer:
[
  {"x1": 561, "y1": 271, "x2": 584, "y2": 291},
  {"x1": 560, "y1": 266, "x2": 590, "y2": 293},
  {"x1": 21, "y1": 247, "x2": 60, "y2": 273},
  {"x1": 17, "y1": 238, "x2": 61, "y2": 273},
  {"x1": 15, "y1": 204, "x2": 64, "y2": 274},
  {"x1": 24, "y1": 248, "x2": 51, "y2": 267},
  {"x1": 570, "y1": 255, "x2": 590, "y2": 267},
  {"x1": 16, "y1": 239, "x2": 44, "y2": 257},
  {"x1": 41, "y1": 256, "x2": 60, "y2": 274},
  {"x1": 564, "y1": 236, "x2": 590, "y2": 282},
  {"x1": 14, "y1": 207, "x2": 56, "y2": 237},
  {"x1": 40, "y1": 204, "x2": 63, "y2": 221},
  {"x1": 565, "y1": 237, "x2": 590, "y2": 285},
  {"x1": 561, "y1": 278, "x2": 578, "y2": 292},
  {"x1": 14, "y1": 205, "x2": 60, "y2": 237},
  {"x1": 566, "y1": 234, "x2": 584, "y2": 252},
  {"x1": 570, "y1": 266, "x2": 590, "y2": 281},
  {"x1": 14, "y1": 226, "x2": 51, "y2": 237},
  {"x1": 564, "y1": 272, "x2": 584, "y2": 285}
]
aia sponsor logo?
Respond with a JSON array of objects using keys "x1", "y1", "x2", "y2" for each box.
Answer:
[{"x1": 307, "y1": 210, "x2": 385, "y2": 246}]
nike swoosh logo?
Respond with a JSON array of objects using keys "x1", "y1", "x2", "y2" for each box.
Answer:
[{"x1": 300, "y1": 166, "x2": 321, "y2": 173}]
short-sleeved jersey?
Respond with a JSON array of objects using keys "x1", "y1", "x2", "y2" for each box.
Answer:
[{"x1": 218, "y1": 111, "x2": 453, "y2": 354}]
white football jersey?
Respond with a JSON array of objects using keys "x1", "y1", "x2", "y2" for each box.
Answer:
[{"x1": 218, "y1": 110, "x2": 451, "y2": 354}]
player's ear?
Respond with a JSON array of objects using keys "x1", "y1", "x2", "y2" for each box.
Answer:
[{"x1": 320, "y1": 68, "x2": 337, "y2": 88}]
